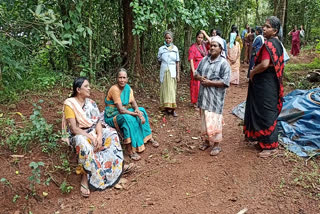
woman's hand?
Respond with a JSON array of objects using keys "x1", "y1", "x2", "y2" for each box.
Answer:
[
  {"x1": 139, "y1": 115, "x2": 146, "y2": 124},
  {"x1": 95, "y1": 134, "x2": 103, "y2": 151},
  {"x1": 249, "y1": 70, "x2": 255, "y2": 82},
  {"x1": 135, "y1": 109, "x2": 143, "y2": 117},
  {"x1": 88, "y1": 134, "x2": 97, "y2": 146},
  {"x1": 201, "y1": 78, "x2": 211, "y2": 87}
]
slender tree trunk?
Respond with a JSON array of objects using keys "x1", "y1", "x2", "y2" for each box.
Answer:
[
  {"x1": 183, "y1": 25, "x2": 192, "y2": 73},
  {"x1": 255, "y1": 0, "x2": 260, "y2": 25},
  {"x1": 122, "y1": 0, "x2": 143, "y2": 82}
]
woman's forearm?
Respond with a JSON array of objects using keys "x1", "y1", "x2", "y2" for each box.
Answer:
[
  {"x1": 190, "y1": 59, "x2": 195, "y2": 74},
  {"x1": 251, "y1": 59, "x2": 269, "y2": 76},
  {"x1": 207, "y1": 80, "x2": 225, "y2": 88},
  {"x1": 95, "y1": 121, "x2": 102, "y2": 137}
]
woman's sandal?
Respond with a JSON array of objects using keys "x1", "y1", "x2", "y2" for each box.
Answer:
[
  {"x1": 210, "y1": 147, "x2": 221, "y2": 156},
  {"x1": 149, "y1": 138, "x2": 159, "y2": 148},
  {"x1": 172, "y1": 111, "x2": 178, "y2": 117},
  {"x1": 199, "y1": 144, "x2": 210, "y2": 151},
  {"x1": 258, "y1": 149, "x2": 278, "y2": 158},
  {"x1": 123, "y1": 163, "x2": 135, "y2": 174},
  {"x1": 80, "y1": 183, "x2": 90, "y2": 198},
  {"x1": 129, "y1": 153, "x2": 141, "y2": 161}
]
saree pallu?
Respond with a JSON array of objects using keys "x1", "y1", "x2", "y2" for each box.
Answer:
[
  {"x1": 63, "y1": 98, "x2": 123, "y2": 190},
  {"x1": 243, "y1": 38, "x2": 284, "y2": 149},
  {"x1": 160, "y1": 69, "x2": 177, "y2": 109},
  {"x1": 105, "y1": 84, "x2": 152, "y2": 153}
]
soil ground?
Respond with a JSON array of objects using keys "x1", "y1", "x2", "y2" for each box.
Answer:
[{"x1": 0, "y1": 50, "x2": 319, "y2": 214}]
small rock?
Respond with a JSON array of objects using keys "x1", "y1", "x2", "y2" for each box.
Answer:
[{"x1": 147, "y1": 201, "x2": 155, "y2": 205}]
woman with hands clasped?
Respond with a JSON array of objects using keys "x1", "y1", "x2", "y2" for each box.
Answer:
[
  {"x1": 104, "y1": 69, "x2": 159, "y2": 161},
  {"x1": 194, "y1": 37, "x2": 231, "y2": 156}
]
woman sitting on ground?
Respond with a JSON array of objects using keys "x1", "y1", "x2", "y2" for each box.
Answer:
[
  {"x1": 62, "y1": 77, "x2": 124, "y2": 198},
  {"x1": 104, "y1": 68, "x2": 159, "y2": 161}
]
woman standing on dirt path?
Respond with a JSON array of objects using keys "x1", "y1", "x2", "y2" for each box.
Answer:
[
  {"x1": 104, "y1": 69, "x2": 159, "y2": 161},
  {"x1": 244, "y1": 16, "x2": 284, "y2": 158},
  {"x1": 227, "y1": 26, "x2": 241, "y2": 85},
  {"x1": 62, "y1": 77, "x2": 124, "y2": 197},
  {"x1": 188, "y1": 31, "x2": 208, "y2": 110},
  {"x1": 288, "y1": 25, "x2": 301, "y2": 56},
  {"x1": 194, "y1": 37, "x2": 231, "y2": 156},
  {"x1": 157, "y1": 30, "x2": 180, "y2": 117}
]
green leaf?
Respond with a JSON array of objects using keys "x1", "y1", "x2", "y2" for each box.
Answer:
[
  {"x1": 86, "y1": 27, "x2": 93, "y2": 36},
  {"x1": 35, "y1": 5, "x2": 42, "y2": 15}
]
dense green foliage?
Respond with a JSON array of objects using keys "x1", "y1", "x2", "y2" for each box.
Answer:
[{"x1": 0, "y1": 0, "x2": 320, "y2": 102}]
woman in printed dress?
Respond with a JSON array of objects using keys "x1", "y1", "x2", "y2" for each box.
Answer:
[
  {"x1": 188, "y1": 31, "x2": 208, "y2": 109},
  {"x1": 62, "y1": 77, "x2": 123, "y2": 197}
]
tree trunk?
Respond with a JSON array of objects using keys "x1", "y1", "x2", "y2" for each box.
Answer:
[
  {"x1": 182, "y1": 25, "x2": 192, "y2": 73},
  {"x1": 255, "y1": 0, "x2": 260, "y2": 25},
  {"x1": 122, "y1": 0, "x2": 143, "y2": 82}
]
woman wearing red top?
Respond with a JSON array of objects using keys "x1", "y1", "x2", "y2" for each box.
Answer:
[
  {"x1": 188, "y1": 31, "x2": 208, "y2": 108},
  {"x1": 288, "y1": 25, "x2": 301, "y2": 56},
  {"x1": 244, "y1": 16, "x2": 285, "y2": 158}
]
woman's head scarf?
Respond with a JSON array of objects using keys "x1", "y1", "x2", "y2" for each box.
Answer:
[
  {"x1": 210, "y1": 36, "x2": 226, "y2": 58},
  {"x1": 229, "y1": 32, "x2": 237, "y2": 49},
  {"x1": 164, "y1": 30, "x2": 174, "y2": 47}
]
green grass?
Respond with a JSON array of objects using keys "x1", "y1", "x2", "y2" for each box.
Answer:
[{"x1": 285, "y1": 58, "x2": 320, "y2": 72}]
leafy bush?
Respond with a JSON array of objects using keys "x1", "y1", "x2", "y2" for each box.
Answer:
[{"x1": 4, "y1": 101, "x2": 62, "y2": 153}]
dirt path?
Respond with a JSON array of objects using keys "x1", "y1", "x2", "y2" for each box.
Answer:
[{"x1": 1, "y1": 62, "x2": 319, "y2": 214}]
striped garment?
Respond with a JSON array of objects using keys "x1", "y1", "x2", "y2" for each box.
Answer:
[{"x1": 196, "y1": 55, "x2": 231, "y2": 114}]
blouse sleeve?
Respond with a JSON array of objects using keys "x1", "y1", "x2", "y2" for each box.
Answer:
[
  {"x1": 64, "y1": 105, "x2": 75, "y2": 119},
  {"x1": 260, "y1": 46, "x2": 271, "y2": 61},
  {"x1": 107, "y1": 86, "x2": 122, "y2": 104}
]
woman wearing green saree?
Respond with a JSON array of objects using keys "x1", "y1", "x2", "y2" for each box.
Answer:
[{"x1": 104, "y1": 69, "x2": 159, "y2": 161}]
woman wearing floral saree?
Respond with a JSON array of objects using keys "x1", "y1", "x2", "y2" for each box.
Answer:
[
  {"x1": 62, "y1": 77, "x2": 124, "y2": 197},
  {"x1": 104, "y1": 69, "x2": 159, "y2": 161},
  {"x1": 227, "y1": 27, "x2": 241, "y2": 85}
]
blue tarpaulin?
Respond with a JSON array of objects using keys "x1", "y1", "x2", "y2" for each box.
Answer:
[{"x1": 232, "y1": 88, "x2": 320, "y2": 157}]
